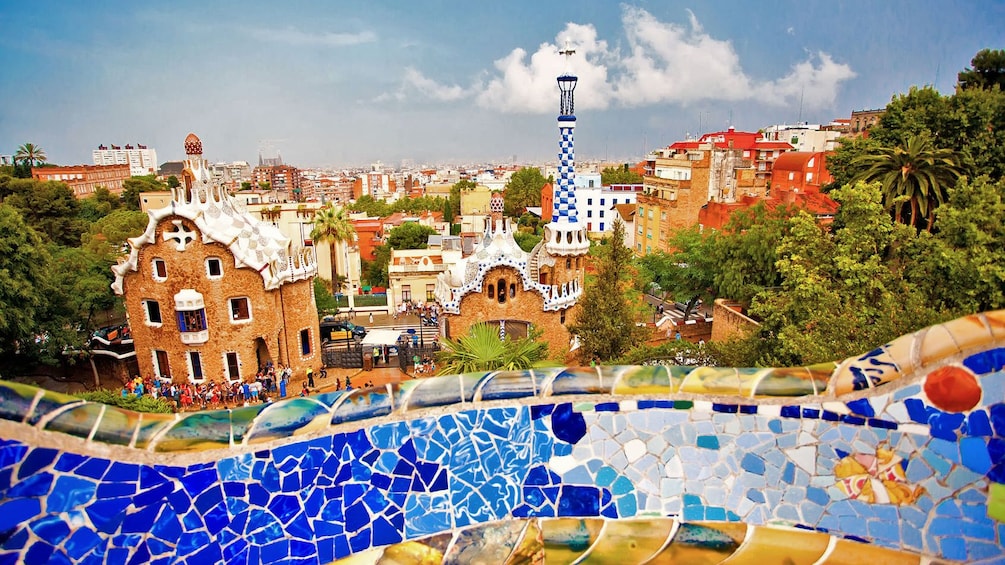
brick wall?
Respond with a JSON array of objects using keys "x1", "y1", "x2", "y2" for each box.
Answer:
[{"x1": 710, "y1": 299, "x2": 759, "y2": 342}]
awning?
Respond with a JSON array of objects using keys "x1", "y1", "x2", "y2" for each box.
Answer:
[{"x1": 361, "y1": 329, "x2": 402, "y2": 347}]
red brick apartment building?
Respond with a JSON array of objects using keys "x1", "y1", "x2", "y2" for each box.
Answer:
[{"x1": 32, "y1": 164, "x2": 131, "y2": 198}]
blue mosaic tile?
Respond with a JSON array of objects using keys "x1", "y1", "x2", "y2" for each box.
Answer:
[{"x1": 963, "y1": 347, "x2": 1005, "y2": 375}]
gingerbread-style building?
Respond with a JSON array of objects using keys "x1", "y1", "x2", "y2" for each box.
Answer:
[
  {"x1": 111, "y1": 134, "x2": 320, "y2": 383},
  {"x1": 434, "y1": 43, "x2": 589, "y2": 359}
]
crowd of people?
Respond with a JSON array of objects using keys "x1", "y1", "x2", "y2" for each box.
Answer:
[{"x1": 393, "y1": 300, "x2": 440, "y2": 321}]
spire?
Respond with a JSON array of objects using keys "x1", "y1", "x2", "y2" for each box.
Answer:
[{"x1": 545, "y1": 38, "x2": 589, "y2": 256}]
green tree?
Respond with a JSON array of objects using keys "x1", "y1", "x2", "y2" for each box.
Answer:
[
  {"x1": 311, "y1": 205, "x2": 357, "y2": 285},
  {"x1": 503, "y1": 167, "x2": 547, "y2": 217},
  {"x1": 707, "y1": 202, "x2": 801, "y2": 303},
  {"x1": 902, "y1": 176, "x2": 1005, "y2": 314},
  {"x1": 435, "y1": 323, "x2": 549, "y2": 374},
  {"x1": 824, "y1": 136, "x2": 883, "y2": 191},
  {"x1": 78, "y1": 186, "x2": 121, "y2": 223},
  {"x1": 348, "y1": 194, "x2": 391, "y2": 217},
  {"x1": 81, "y1": 209, "x2": 148, "y2": 261},
  {"x1": 166, "y1": 175, "x2": 180, "y2": 189},
  {"x1": 0, "y1": 205, "x2": 52, "y2": 369},
  {"x1": 747, "y1": 182, "x2": 938, "y2": 366},
  {"x1": 601, "y1": 164, "x2": 643, "y2": 185},
  {"x1": 14, "y1": 142, "x2": 47, "y2": 167},
  {"x1": 3, "y1": 178, "x2": 84, "y2": 246},
  {"x1": 121, "y1": 175, "x2": 167, "y2": 211},
  {"x1": 851, "y1": 134, "x2": 964, "y2": 230},
  {"x1": 568, "y1": 218, "x2": 644, "y2": 361},
  {"x1": 637, "y1": 227, "x2": 715, "y2": 318},
  {"x1": 957, "y1": 48, "x2": 1005, "y2": 91},
  {"x1": 367, "y1": 222, "x2": 437, "y2": 288},
  {"x1": 241, "y1": 181, "x2": 253, "y2": 191},
  {"x1": 513, "y1": 230, "x2": 542, "y2": 252}
]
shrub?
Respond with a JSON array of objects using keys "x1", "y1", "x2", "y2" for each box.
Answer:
[{"x1": 74, "y1": 389, "x2": 174, "y2": 413}]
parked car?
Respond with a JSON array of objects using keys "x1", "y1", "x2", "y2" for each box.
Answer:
[{"x1": 320, "y1": 316, "x2": 367, "y2": 342}]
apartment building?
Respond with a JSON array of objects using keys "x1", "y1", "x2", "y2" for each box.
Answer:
[
  {"x1": 32, "y1": 164, "x2": 131, "y2": 197},
  {"x1": 92, "y1": 144, "x2": 158, "y2": 176}
]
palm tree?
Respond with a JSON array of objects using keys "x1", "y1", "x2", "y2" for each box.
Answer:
[
  {"x1": 311, "y1": 204, "x2": 357, "y2": 299},
  {"x1": 435, "y1": 323, "x2": 549, "y2": 375},
  {"x1": 852, "y1": 135, "x2": 964, "y2": 231},
  {"x1": 14, "y1": 143, "x2": 47, "y2": 167}
]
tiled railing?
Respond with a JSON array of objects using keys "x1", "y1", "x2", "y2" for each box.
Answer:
[{"x1": 0, "y1": 311, "x2": 1003, "y2": 564}]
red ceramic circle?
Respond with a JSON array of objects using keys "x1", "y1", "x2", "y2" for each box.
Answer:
[{"x1": 924, "y1": 365, "x2": 982, "y2": 412}]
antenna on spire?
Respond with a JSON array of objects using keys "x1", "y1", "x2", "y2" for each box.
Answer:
[{"x1": 559, "y1": 38, "x2": 576, "y2": 72}]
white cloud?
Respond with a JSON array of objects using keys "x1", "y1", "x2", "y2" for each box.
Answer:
[
  {"x1": 244, "y1": 25, "x2": 377, "y2": 47},
  {"x1": 392, "y1": 7, "x2": 854, "y2": 114}
]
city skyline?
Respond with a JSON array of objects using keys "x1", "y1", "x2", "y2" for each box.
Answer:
[{"x1": 1, "y1": 0, "x2": 1002, "y2": 168}]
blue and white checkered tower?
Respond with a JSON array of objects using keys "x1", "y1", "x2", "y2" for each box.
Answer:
[{"x1": 545, "y1": 40, "x2": 590, "y2": 256}]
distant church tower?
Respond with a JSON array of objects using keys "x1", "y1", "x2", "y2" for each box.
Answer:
[{"x1": 433, "y1": 40, "x2": 588, "y2": 359}]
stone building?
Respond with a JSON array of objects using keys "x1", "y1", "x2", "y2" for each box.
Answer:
[
  {"x1": 434, "y1": 44, "x2": 588, "y2": 360},
  {"x1": 111, "y1": 134, "x2": 320, "y2": 384}
]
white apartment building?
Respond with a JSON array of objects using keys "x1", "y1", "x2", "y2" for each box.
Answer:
[
  {"x1": 572, "y1": 173, "x2": 643, "y2": 236},
  {"x1": 761, "y1": 124, "x2": 841, "y2": 153},
  {"x1": 92, "y1": 144, "x2": 158, "y2": 176}
]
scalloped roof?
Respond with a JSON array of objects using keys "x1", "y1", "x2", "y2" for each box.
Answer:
[{"x1": 111, "y1": 151, "x2": 316, "y2": 294}]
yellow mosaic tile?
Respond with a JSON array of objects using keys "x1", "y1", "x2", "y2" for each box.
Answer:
[
  {"x1": 883, "y1": 333, "x2": 917, "y2": 380},
  {"x1": 652, "y1": 522, "x2": 745, "y2": 564},
  {"x1": 736, "y1": 368, "x2": 770, "y2": 397},
  {"x1": 919, "y1": 323, "x2": 962, "y2": 366},
  {"x1": 132, "y1": 412, "x2": 178, "y2": 449},
  {"x1": 542, "y1": 518, "x2": 602, "y2": 563},
  {"x1": 611, "y1": 365, "x2": 674, "y2": 395},
  {"x1": 91, "y1": 405, "x2": 141, "y2": 446},
  {"x1": 679, "y1": 367, "x2": 741, "y2": 395},
  {"x1": 943, "y1": 313, "x2": 995, "y2": 353},
  {"x1": 751, "y1": 368, "x2": 817, "y2": 397},
  {"x1": 576, "y1": 519, "x2": 675, "y2": 564},
  {"x1": 984, "y1": 310, "x2": 1005, "y2": 341},
  {"x1": 806, "y1": 362, "x2": 837, "y2": 394},
  {"x1": 723, "y1": 525, "x2": 829, "y2": 564},
  {"x1": 831, "y1": 359, "x2": 862, "y2": 396},
  {"x1": 506, "y1": 519, "x2": 544, "y2": 564},
  {"x1": 825, "y1": 538, "x2": 922, "y2": 565},
  {"x1": 44, "y1": 403, "x2": 103, "y2": 438}
]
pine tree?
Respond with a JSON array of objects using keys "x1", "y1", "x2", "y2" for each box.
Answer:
[{"x1": 568, "y1": 218, "x2": 644, "y2": 362}]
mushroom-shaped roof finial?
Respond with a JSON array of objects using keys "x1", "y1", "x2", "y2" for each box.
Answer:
[{"x1": 184, "y1": 133, "x2": 203, "y2": 156}]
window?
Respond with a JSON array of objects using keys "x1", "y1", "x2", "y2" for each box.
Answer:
[
  {"x1": 599, "y1": 210, "x2": 605, "y2": 218},
  {"x1": 510, "y1": 283, "x2": 516, "y2": 298},
  {"x1": 426, "y1": 284, "x2": 435, "y2": 301},
  {"x1": 600, "y1": 199, "x2": 605, "y2": 206},
  {"x1": 587, "y1": 198, "x2": 593, "y2": 205},
  {"x1": 661, "y1": 211, "x2": 667, "y2": 221},
  {"x1": 189, "y1": 352, "x2": 204, "y2": 381},
  {"x1": 206, "y1": 258, "x2": 223, "y2": 279},
  {"x1": 178, "y1": 309, "x2": 207, "y2": 332},
  {"x1": 497, "y1": 279, "x2": 507, "y2": 304},
  {"x1": 788, "y1": 172, "x2": 795, "y2": 180},
  {"x1": 300, "y1": 329, "x2": 312, "y2": 355},
  {"x1": 488, "y1": 284, "x2": 494, "y2": 299},
  {"x1": 599, "y1": 223, "x2": 605, "y2": 231},
  {"x1": 225, "y1": 352, "x2": 240, "y2": 381},
  {"x1": 143, "y1": 300, "x2": 162, "y2": 325},
  {"x1": 560, "y1": 309, "x2": 566, "y2": 324},
  {"x1": 229, "y1": 297, "x2": 251, "y2": 321},
  {"x1": 806, "y1": 172, "x2": 814, "y2": 182},
  {"x1": 154, "y1": 350, "x2": 170, "y2": 378},
  {"x1": 152, "y1": 259, "x2": 167, "y2": 281},
  {"x1": 566, "y1": 258, "x2": 571, "y2": 269},
  {"x1": 587, "y1": 210, "x2": 592, "y2": 218},
  {"x1": 401, "y1": 285, "x2": 411, "y2": 302},
  {"x1": 807, "y1": 157, "x2": 815, "y2": 167}
]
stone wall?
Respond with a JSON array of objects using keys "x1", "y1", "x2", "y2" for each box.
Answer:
[
  {"x1": 1, "y1": 311, "x2": 1004, "y2": 564},
  {"x1": 711, "y1": 298, "x2": 759, "y2": 343}
]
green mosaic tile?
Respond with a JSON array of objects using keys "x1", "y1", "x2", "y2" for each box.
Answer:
[
  {"x1": 27, "y1": 389, "x2": 83, "y2": 426},
  {"x1": 612, "y1": 365, "x2": 673, "y2": 395},
  {"x1": 44, "y1": 402, "x2": 103, "y2": 439},
  {"x1": 91, "y1": 405, "x2": 140, "y2": 446},
  {"x1": 155, "y1": 411, "x2": 232, "y2": 452},
  {"x1": 133, "y1": 412, "x2": 177, "y2": 449},
  {"x1": 0, "y1": 380, "x2": 40, "y2": 423},
  {"x1": 249, "y1": 399, "x2": 331, "y2": 443},
  {"x1": 230, "y1": 403, "x2": 270, "y2": 445}
]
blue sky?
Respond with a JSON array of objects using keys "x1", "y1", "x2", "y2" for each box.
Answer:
[{"x1": 1, "y1": 1, "x2": 1002, "y2": 168}]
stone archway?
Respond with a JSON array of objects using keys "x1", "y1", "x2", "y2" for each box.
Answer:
[{"x1": 254, "y1": 337, "x2": 273, "y2": 373}]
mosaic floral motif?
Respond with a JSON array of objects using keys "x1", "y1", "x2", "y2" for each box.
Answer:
[
  {"x1": 834, "y1": 447, "x2": 925, "y2": 505},
  {"x1": 1, "y1": 311, "x2": 1005, "y2": 564}
]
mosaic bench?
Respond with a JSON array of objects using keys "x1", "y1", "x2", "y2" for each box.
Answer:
[{"x1": 1, "y1": 311, "x2": 1004, "y2": 564}]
